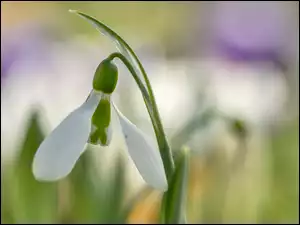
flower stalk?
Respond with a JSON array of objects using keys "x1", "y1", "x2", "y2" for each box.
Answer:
[{"x1": 107, "y1": 52, "x2": 175, "y2": 179}]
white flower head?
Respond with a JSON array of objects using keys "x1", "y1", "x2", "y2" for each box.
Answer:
[{"x1": 32, "y1": 58, "x2": 168, "y2": 191}]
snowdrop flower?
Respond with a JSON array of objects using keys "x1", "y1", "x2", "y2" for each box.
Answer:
[{"x1": 32, "y1": 58, "x2": 168, "y2": 191}]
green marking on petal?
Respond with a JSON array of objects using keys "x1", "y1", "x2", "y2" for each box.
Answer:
[
  {"x1": 89, "y1": 128, "x2": 100, "y2": 145},
  {"x1": 89, "y1": 128, "x2": 108, "y2": 146},
  {"x1": 98, "y1": 128, "x2": 108, "y2": 145},
  {"x1": 88, "y1": 96, "x2": 112, "y2": 146},
  {"x1": 92, "y1": 97, "x2": 111, "y2": 128}
]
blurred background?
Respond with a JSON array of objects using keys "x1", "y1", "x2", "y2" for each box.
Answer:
[{"x1": 1, "y1": 1, "x2": 299, "y2": 224}]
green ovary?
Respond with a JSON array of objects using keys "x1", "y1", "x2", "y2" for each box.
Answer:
[{"x1": 93, "y1": 59, "x2": 118, "y2": 94}]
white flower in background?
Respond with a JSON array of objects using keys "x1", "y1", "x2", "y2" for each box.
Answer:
[{"x1": 32, "y1": 58, "x2": 168, "y2": 191}]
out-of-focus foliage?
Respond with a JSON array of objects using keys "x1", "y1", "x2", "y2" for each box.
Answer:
[
  {"x1": 260, "y1": 122, "x2": 299, "y2": 223},
  {"x1": 2, "y1": 111, "x2": 57, "y2": 223},
  {"x1": 1, "y1": 110, "x2": 133, "y2": 224}
]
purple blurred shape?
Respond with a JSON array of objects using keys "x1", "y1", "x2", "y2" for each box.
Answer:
[
  {"x1": 212, "y1": 1, "x2": 294, "y2": 70},
  {"x1": 217, "y1": 39, "x2": 287, "y2": 71},
  {"x1": 1, "y1": 24, "x2": 54, "y2": 85}
]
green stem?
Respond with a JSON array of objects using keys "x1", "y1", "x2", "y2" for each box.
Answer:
[
  {"x1": 107, "y1": 53, "x2": 151, "y2": 109},
  {"x1": 108, "y1": 52, "x2": 175, "y2": 180},
  {"x1": 130, "y1": 52, "x2": 175, "y2": 178}
]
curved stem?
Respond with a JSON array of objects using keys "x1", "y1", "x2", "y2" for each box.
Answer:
[
  {"x1": 132, "y1": 53, "x2": 175, "y2": 178},
  {"x1": 107, "y1": 53, "x2": 151, "y2": 108},
  {"x1": 108, "y1": 52, "x2": 175, "y2": 180}
]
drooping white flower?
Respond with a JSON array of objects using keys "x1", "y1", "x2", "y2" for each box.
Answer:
[{"x1": 32, "y1": 58, "x2": 168, "y2": 191}]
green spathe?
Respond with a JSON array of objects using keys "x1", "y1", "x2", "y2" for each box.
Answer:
[{"x1": 93, "y1": 59, "x2": 118, "y2": 94}]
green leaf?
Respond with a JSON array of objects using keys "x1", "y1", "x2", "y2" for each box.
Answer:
[
  {"x1": 1, "y1": 167, "x2": 15, "y2": 224},
  {"x1": 12, "y1": 109, "x2": 58, "y2": 223},
  {"x1": 162, "y1": 146, "x2": 190, "y2": 224}
]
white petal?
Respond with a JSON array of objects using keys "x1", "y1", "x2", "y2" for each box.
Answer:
[
  {"x1": 32, "y1": 91, "x2": 101, "y2": 181},
  {"x1": 112, "y1": 103, "x2": 168, "y2": 191}
]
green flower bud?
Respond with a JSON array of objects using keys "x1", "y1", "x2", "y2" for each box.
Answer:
[
  {"x1": 93, "y1": 59, "x2": 118, "y2": 94},
  {"x1": 231, "y1": 119, "x2": 247, "y2": 138}
]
